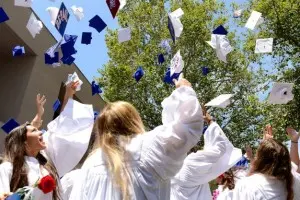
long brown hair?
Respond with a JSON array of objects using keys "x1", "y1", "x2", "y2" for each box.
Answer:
[
  {"x1": 220, "y1": 169, "x2": 235, "y2": 190},
  {"x1": 249, "y1": 139, "x2": 293, "y2": 200},
  {"x1": 4, "y1": 123, "x2": 61, "y2": 200},
  {"x1": 96, "y1": 101, "x2": 145, "y2": 200}
]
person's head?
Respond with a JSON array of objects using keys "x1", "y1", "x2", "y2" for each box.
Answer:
[
  {"x1": 96, "y1": 101, "x2": 145, "y2": 199},
  {"x1": 250, "y1": 138, "x2": 293, "y2": 200},
  {"x1": 4, "y1": 123, "x2": 60, "y2": 200}
]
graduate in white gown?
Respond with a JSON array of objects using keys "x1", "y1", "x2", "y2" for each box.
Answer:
[
  {"x1": 62, "y1": 78, "x2": 204, "y2": 200},
  {"x1": 0, "y1": 82, "x2": 94, "y2": 200},
  {"x1": 170, "y1": 111, "x2": 242, "y2": 200},
  {"x1": 232, "y1": 125, "x2": 294, "y2": 200}
]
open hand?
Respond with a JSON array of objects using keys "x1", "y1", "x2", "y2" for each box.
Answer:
[
  {"x1": 263, "y1": 124, "x2": 273, "y2": 140},
  {"x1": 36, "y1": 94, "x2": 46, "y2": 117},
  {"x1": 245, "y1": 145, "x2": 253, "y2": 161},
  {"x1": 286, "y1": 127, "x2": 299, "y2": 143}
]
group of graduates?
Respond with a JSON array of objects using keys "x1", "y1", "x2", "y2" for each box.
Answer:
[{"x1": 0, "y1": 77, "x2": 300, "y2": 200}]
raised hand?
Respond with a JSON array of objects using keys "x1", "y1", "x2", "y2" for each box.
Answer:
[
  {"x1": 263, "y1": 124, "x2": 273, "y2": 140},
  {"x1": 36, "y1": 94, "x2": 46, "y2": 117},
  {"x1": 65, "y1": 81, "x2": 79, "y2": 98},
  {"x1": 286, "y1": 127, "x2": 299, "y2": 143}
]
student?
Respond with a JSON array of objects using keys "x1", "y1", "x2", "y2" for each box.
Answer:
[
  {"x1": 170, "y1": 111, "x2": 242, "y2": 200},
  {"x1": 0, "y1": 82, "x2": 94, "y2": 200},
  {"x1": 63, "y1": 78, "x2": 204, "y2": 200},
  {"x1": 232, "y1": 125, "x2": 294, "y2": 200}
]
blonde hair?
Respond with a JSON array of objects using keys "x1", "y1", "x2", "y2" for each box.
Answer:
[{"x1": 96, "y1": 101, "x2": 145, "y2": 199}]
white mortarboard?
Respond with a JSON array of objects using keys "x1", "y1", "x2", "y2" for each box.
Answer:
[
  {"x1": 233, "y1": 9, "x2": 243, "y2": 18},
  {"x1": 255, "y1": 38, "x2": 273, "y2": 54},
  {"x1": 46, "y1": 7, "x2": 59, "y2": 26},
  {"x1": 65, "y1": 72, "x2": 83, "y2": 91},
  {"x1": 26, "y1": 13, "x2": 43, "y2": 38},
  {"x1": 268, "y1": 82, "x2": 294, "y2": 104},
  {"x1": 71, "y1": 5, "x2": 84, "y2": 21},
  {"x1": 168, "y1": 8, "x2": 184, "y2": 39},
  {"x1": 206, "y1": 34, "x2": 217, "y2": 49},
  {"x1": 170, "y1": 50, "x2": 184, "y2": 76},
  {"x1": 216, "y1": 35, "x2": 233, "y2": 63},
  {"x1": 15, "y1": 0, "x2": 33, "y2": 7},
  {"x1": 118, "y1": 27, "x2": 131, "y2": 43},
  {"x1": 120, "y1": 0, "x2": 126, "y2": 10},
  {"x1": 205, "y1": 94, "x2": 234, "y2": 108},
  {"x1": 245, "y1": 11, "x2": 263, "y2": 30}
]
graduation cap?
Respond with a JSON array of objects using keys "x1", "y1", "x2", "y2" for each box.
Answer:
[
  {"x1": 0, "y1": 7, "x2": 9, "y2": 23},
  {"x1": 45, "y1": 52, "x2": 59, "y2": 65},
  {"x1": 168, "y1": 8, "x2": 184, "y2": 43},
  {"x1": 65, "y1": 72, "x2": 83, "y2": 91},
  {"x1": 106, "y1": 0, "x2": 120, "y2": 18},
  {"x1": 71, "y1": 5, "x2": 84, "y2": 21},
  {"x1": 163, "y1": 67, "x2": 181, "y2": 85},
  {"x1": 233, "y1": 9, "x2": 243, "y2": 18},
  {"x1": 94, "y1": 111, "x2": 99, "y2": 121},
  {"x1": 81, "y1": 32, "x2": 92, "y2": 45},
  {"x1": 212, "y1": 25, "x2": 228, "y2": 35},
  {"x1": 5, "y1": 193, "x2": 21, "y2": 200},
  {"x1": 170, "y1": 50, "x2": 184, "y2": 76},
  {"x1": 61, "y1": 34, "x2": 77, "y2": 65},
  {"x1": 89, "y1": 15, "x2": 107, "y2": 33},
  {"x1": 255, "y1": 38, "x2": 273, "y2": 54},
  {"x1": 26, "y1": 13, "x2": 43, "y2": 38},
  {"x1": 53, "y1": 99, "x2": 61, "y2": 112},
  {"x1": 216, "y1": 35, "x2": 233, "y2": 63},
  {"x1": 202, "y1": 66, "x2": 209, "y2": 76},
  {"x1": 12, "y1": 46, "x2": 25, "y2": 56},
  {"x1": 118, "y1": 27, "x2": 131, "y2": 43},
  {"x1": 268, "y1": 82, "x2": 294, "y2": 104},
  {"x1": 133, "y1": 67, "x2": 144, "y2": 82},
  {"x1": 61, "y1": 56, "x2": 75, "y2": 65},
  {"x1": 158, "y1": 54, "x2": 165, "y2": 64},
  {"x1": 15, "y1": 0, "x2": 32, "y2": 7},
  {"x1": 205, "y1": 94, "x2": 234, "y2": 108},
  {"x1": 46, "y1": 7, "x2": 59, "y2": 26},
  {"x1": 91, "y1": 81, "x2": 102, "y2": 96},
  {"x1": 245, "y1": 11, "x2": 263, "y2": 30},
  {"x1": 1, "y1": 118, "x2": 20, "y2": 134}
]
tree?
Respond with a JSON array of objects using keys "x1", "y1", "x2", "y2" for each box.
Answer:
[{"x1": 97, "y1": 0, "x2": 269, "y2": 148}]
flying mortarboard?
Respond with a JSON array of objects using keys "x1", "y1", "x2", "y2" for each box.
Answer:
[
  {"x1": 202, "y1": 66, "x2": 210, "y2": 76},
  {"x1": 89, "y1": 15, "x2": 107, "y2": 33},
  {"x1": 71, "y1": 5, "x2": 84, "y2": 21},
  {"x1": 133, "y1": 67, "x2": 144, "y2": 82},
  {"x1": 0, "y1": 7, "x2": 9, "y2": 23},
  {"x1": 91, "y1": 81, "x2": 102, "y2": 96},
  {"x1": 205, "y1": 94, "x2": 234, "y2": 108},
  {"x1": 45, "y1": 52, "x2": 59, "y2": 65},
  {"x1": 53, "y1": 99, "x2": 61, "y2": 112},
  {"x1": 268, "y1": 82, "x2": 294, "y2": 104},
  {"x1": 215, "y1": 35, "x2": 233, "y2": 63},
  {"x1": 60, "y1": 34, "x2": 77, "y2": 65},
  {"x1": 168, "y1": 8, "x2": 184, "y2": 43},
  {"x1": 158, "y1": 54, "x2": 165, "y2": 64},
  {"x1": 61, "y1": 56, "x2": 75, "y2": 65},
  {"x1": 255, "y1": 38, "x2": 273, "y2": 54},
  {"x1": 170, "y1": 50, "x2": 184, "y2": 76},
  {"x1": 1, "y1": 118, "x2": 20, "y2": 134},
  {"x1": 46, "y1": 7, "x2": 59, "y2": 26},
  {"x1": 12, "y1": 46, "x2": 25, "y2": 56},
  {"x1": 106, "y1": 0, "x2": 120, "y2": 19},
  {"x1": 212, "y1": 25, "x2": 228, "y2": 35},
  {"x1": 65, "y1": 72, "x2": 83, "y2": 91},
  {"x1": 118, "y1": 27, "x2": 131, "y2": 43},
  {"x1": 245, "y1": 11, "x2": 263, "y2": 30},
  {"x1": 81, "y1": 32, "x2": 92, "y2": 45},
  {"x1": 26, "y1": 13, "x2": 43, "y2": 38},
  {"x1": 15, "y1": 0, "x2": 33, "y2": 7},
  {"x1": 163, "y1": 67, "x2": 181, "y2": 85},
  {"x1": 233, "y1": 9, "x2": 243, "y2": 18}
]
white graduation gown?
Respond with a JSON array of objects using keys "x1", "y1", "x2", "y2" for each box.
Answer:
[
  {"x1": 232, "y1": 173, "x2": 287, "y2": 200},
  {"x1": 0, "y1": 99, "x2": 94, "y2": 199},
  {"x1": 291, "y1": 162, "x2": 300, "y2": 200},
  {"x1": 170, "y1": 122, "x2": 242, "y2": 200},
  {"x1": 61, "y1": 86, "x2": 204, "y2": 200}
]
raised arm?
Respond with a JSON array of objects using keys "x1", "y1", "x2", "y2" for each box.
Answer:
[
  {"x1": 60, "y1": 81, "x2": 79, "y2": 112},
  {"x1": 286, "y1": 127, "x2": 300, "y2": 169},
  {"x1": 141, "y1": 78, "x2": 204, "y2": 179},
  {"x1": 31, "y1": 94, "x2": 46, "y2": 129}
]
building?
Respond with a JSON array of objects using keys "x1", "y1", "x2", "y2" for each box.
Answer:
[{"x1": 0, "y1": 1, "x2": 105, "y2": 153}]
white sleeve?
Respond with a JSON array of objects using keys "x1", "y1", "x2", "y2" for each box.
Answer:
[
  {"x1": 141, "y1": 86, "x2": 203, "y2": 180},
  {"x1": 44, "y1": 99, "x2": 94, "y2": 178},
  {"x1": 0, "y1": 162, "x2": 12, "y2": 193},
  {"x1": 60, "y1": 169, "x2": 81, "y2": 200},
  {"x1": 232, "y1": 179, "x2": 256, "y2": 200},
  {"x1": 291, "y1": 162, "x2": 300, "y2": 200},
  {"x1": 173, "y1": 123, "x2": 227, "y2": 186}
]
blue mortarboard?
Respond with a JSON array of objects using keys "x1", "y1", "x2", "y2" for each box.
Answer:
[
  {"x1": 45, "y1": 52, "x2": 59, "y2": 64},
  {"x1": 91, "y1": 81, "x2": 102, "y2": 96},
  {"x1": 61, "y1": 56, "x2": 75, "y2": 65},
  {"x1": 81, "y1": 32, "x2": 92, "y2": 45},
  {"x1": 61, "y1": 35, "x2": 77, "y2": 58},
  {"x1": 12, "y1": 46, "x2": 25, "y2": 57},
  {"x1": 0, "y1": 7, "x2": 9, "y2": 23},
  {"x1": 158, "y1": 54, "x2": 165, "y2": 64},
  {"x1": 89, "y1": 15, "x2": 107, "y2": 33},
  {"x1": 1, "y1": 118, "x2": 20, "y2": 134},
  {"x1": 5, "y1": 194, "x2": 21, "y2": 200},
  {"x1": 133, "y1": 67, "x2": 144, "y2": 82},
  {"x1": 234, "y1": 155, "x2": 249, "y2": 168},
  {"x1": 53, "y1": 99, "x2": 61, "y2": 112},
  {"x1": 168, "y1": 16, "x2": 176, "y2": 43},
  {"x1": 212, "y1": 25, "x2": 228, "y2": 35},
  {"x1": 94, "y1": 111, "x2": 99, "y2": 121},
  {"x1": 202, "y1": 66, "x2": 210, "y2": 76},
  {"x1": 163, "y1": 67, "x2": 181, "y2": 85}
]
